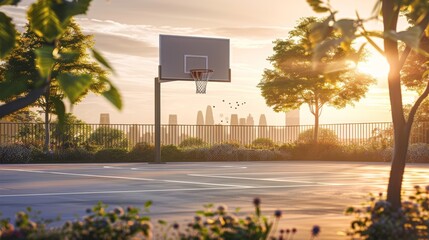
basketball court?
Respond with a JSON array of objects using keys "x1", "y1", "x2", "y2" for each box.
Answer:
[{"x1": 1, "y1": 161, "x2": 428, "y2": 239}]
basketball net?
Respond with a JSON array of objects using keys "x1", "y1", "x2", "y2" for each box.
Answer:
[{"x1": 190, "y1": 69, "x2": 213, "y2": 94}]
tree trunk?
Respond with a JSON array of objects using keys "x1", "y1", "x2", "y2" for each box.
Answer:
[
  {"x1": 313, "y1": 104, "x2": 319, "y2": 144},
  {"x1": 43, "y1": 92, "x2": 50, "y2": 153},
  {"x1": 382, "y1": 0, "x2": 407, "y2": 211}
]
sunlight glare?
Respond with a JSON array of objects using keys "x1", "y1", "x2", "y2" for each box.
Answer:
[{"x1": 357, "y1": 54, "x2": 389, "y2": 79}]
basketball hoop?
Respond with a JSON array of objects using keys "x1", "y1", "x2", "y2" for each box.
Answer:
[{"x1": 190, "y1": 69, "x2": 213, "y2": 94}]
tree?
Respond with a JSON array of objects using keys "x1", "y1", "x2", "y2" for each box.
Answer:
[
  {"x1": 0, "y1": 20, "x2": 107, "y2": 151},
  {"x1": 306, "y1": 0, "x2": 429, "y2": 210},
  {"x1": 259, "y1": 17, "x2": 375, "y2": 143},
  {"x1": 52, "y1": 113, "x2": 92, "y2": 149},
  {"x1": 0, "y1": 0, "x2": 121, "y2": 133},
  {"x1": 88, "y1": 126, "x2": 128, "y2": 149}
]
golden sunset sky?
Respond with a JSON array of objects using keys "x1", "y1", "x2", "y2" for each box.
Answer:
[{"x1": 3, "y1": 0, "x2": 418, "y2": 125}]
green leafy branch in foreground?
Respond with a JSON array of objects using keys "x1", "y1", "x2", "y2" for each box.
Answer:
[
  {"x1": 0, "y1": 199, "x2": 322, "y2": 240},
  {"x1": 0, "y1": 0, "x2": 121, "y2": 123}
]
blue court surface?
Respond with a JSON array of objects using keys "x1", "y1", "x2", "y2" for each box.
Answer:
[{"x1": 1, "y1": 161, "x2": 428, "y2": 239}]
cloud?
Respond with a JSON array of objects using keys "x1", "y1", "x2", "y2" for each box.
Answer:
[{"x1": 92, "y1": 32, "x2": 158, "y2": 58}]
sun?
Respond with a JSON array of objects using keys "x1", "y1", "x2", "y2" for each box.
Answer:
[{"x1": 356, "y1": 53, "x2": 390, "y2": 79}]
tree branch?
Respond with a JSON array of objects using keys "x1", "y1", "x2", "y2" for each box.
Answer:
[
  {"x1": 406, "y1": 80, "x2": 429, "y2": 131},
  {"x1": 0, "y1": 85, "x2": 48, "y2": 118}
]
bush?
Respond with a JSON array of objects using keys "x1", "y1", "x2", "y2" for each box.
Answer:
[
  {"x1": 179, "y1": 137, "x2": 206, "y2": 148},
  {"x1": 407, "y1": 143, "x2": 429, "y2": 163},
  {"x1": 161, "y1": 145, "x2": 182, "y2": 161},
  {"x1": 0, "y1": 144, "x2": 35, "y2": 164},
  {"x1": 346, "y1": 186, "x2": 429, "y2": 239},
  {"x1": 298, "y1": 128, "x2": 338, "y2": 144},
  {"x1": 251, "y1": 138, "x2": 275, "y2": 149},
  {"x1": 0, "y1": 199, "x2": 320, "y2": 240},
  {"x1": 49, "y1": 148, "x2": 94, "y2": 163},
  {"x1": 94, "y1": 148, "x2": 128, "y2": 163},
  {"x1": 88, "y1": 126, "x2": 128, "y2": 149},
  {"x1": 128, "y1": 142, "x2": 154, "y2": 162}
]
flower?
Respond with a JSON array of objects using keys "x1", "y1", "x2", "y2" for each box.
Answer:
[
  {"x1": 312, "y1": 225, "x2": 321, "y2": 236},
  {"x1": 274, "y1": 210, "x2": 282, "y2": 218},
  {"x1": 173, "y1": 223, "x2": 179, "y2": 229},
  {"x1": 253, "y1": 198, "x2": 261, "y2": 206}
]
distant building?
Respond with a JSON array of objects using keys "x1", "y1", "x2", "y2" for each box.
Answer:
[
  {"x1": 246, "y1": 114, "x2": 254, "y2": 126},
  {"x1": 205, "y1": 106, "x2": 214, "y2": 125},
  {"x1": 258, "y1": 114, "x2": 268, "y2": 138},
  {"x1": 196, "y1": 111, "x2": 204, "y2": 140},
  {"x1": 168, "y1": 114, "x2": 179, "y2": 145},
  {"x1": 99, "y1": 113, "x2": 110, "y2": 124}
]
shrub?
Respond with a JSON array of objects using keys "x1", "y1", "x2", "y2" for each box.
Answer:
[
  {"x1": 179, "y1": 137, "x2": 206, "y2": 148},
  {"x1": 88, "y1": 126, "x2": 128, "y2": 149},
  {"x1": 251, "y1": 138, "x2": 275, "y2": 149},
  {"x1": 128, "y1": 142, "x2": 154, "y2": 162},
  {"x1": 0, "y1": 144, "x2": 35, "y2": 164},
  {"x1": 407, "y1": 143, "x2": 429, "y2": 163},
  {"x1": 298, "y1": 128, "x2": 338, "y2": 144},
  {"x1": 161, "y1": 145, "x2": 182, "y2": 161},
  {"x1": 207, "y1": 143, "x2": 240, "y2": 161},
  {"x1": 346, "y1": 186, "x2": 429, "y2": 239},
  {"x1": 49, "y1": 148, "x2": 94, "y2": 163},
  {"x1": 94, "y1": 148, "x2": 128, "y2": 163},
  {"x1": 0, "y1": 199, "x2": 319, "y2": 240}
]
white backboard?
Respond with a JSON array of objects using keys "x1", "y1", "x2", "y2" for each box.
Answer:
[{"x1": 159, "y1": 35, "x2": 230, "y2": 82}]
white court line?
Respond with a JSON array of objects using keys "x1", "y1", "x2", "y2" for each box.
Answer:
[
  {"x1": 0, "y1": 183, "x2": 370, "y2": 198},
  {"x1": 0, "y1": 169, "x2": 252, "y2": 188},
  {"x1": 188, "y1": 173, "x2": 346, "y2": 186}
]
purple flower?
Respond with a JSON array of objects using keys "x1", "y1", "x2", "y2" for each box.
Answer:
[
  {"x1": 274, "y1": 210, "x2": 282, "y2": 218},
  {"x1": 253, "y1": 198, "x2": 261, "y2": 206},
  {"x1": 312, "y1": 225, "x2": 321, "y2": 236}
]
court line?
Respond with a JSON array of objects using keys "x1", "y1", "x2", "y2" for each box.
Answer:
[
  {"x1": 187, "y1": 173, "x2": 359, "y2": 186},
  {"x1": 0, "y1": 168, "x2": 252, "y2": 188},
  {"x1": 0, "y1": 183, "x2": 369, "y2": 198}
]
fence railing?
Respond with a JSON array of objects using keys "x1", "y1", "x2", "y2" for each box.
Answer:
[{"x1": 1, "y1": 121, "x2": 428, "y2": 150}]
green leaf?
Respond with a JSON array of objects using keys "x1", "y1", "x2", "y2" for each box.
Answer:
[
  {"x1": 0, "y1": 0, "x2": 20, "y2": 6},
  {"x1": 306, "y1": 0, "x2": 330, "y2": 13},
  {"x1": 34, "y1": 45, "x2": 55, "y2": 79},
  {"x1": 158, "y1": 220, "x2": 167, "y2": 225},
  {"x1": 102, "y1": 81, "x2": 122, "y2": 110},
  {"x1": 144, "y1": 200, "x2": 152, "y2": 209},
  {"x1": 58, "y1": 73, "x2": 92, "y2": 103},
  {"x1": 0, "y1": 79, "x2": 27, "y2": 100},
  {"x1": 51, "y1": 96, "x2": 66, "y2": 125},
  {"x1": 309, "y1": 16, "x2": 333, "y2": 45},
  {"x1": 51, "y1": 0, "x2": 91, "y2": 23},
  {"x1": 0, "y1": 12, "x2": 16, "y2": 58},
  {"x1": 385, "y1": 26, "x2": 422, "y2": 49},
  {"x1": 92, "y1": 49, "x2": 115, "y2": 74},
  {"x1": 334, "y1": 19, "x2": 356, "y2": 41},
  {"x1": 28, "y1": 0, "x2": 64, "y2": 42}
]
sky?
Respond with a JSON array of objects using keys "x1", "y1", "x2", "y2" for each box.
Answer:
[{"x1": 2, "y1": 0, "x2": 419, "y2": 125}]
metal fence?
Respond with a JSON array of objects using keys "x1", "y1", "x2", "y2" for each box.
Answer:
[{"x1": 0, "y1": 121, "x2": 428, "y2": 149}]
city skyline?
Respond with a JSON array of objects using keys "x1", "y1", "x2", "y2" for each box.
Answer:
[{"x1": 2, "y1": 1, "x2": 418, "y2": 125}]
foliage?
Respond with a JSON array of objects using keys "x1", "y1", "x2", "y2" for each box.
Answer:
[
  {"x1": 94, "y1": 148, "x2": 128, "y2": 163},
  {"x1": 128, "y1": 142, "x2": 154, "y2": 162},
  {"x1": 251, "y1": 138, "x2": 276, "y2": 149},
  {"x1": 0, "y1": 143, "x2": 35, "y2": 163},
  {"x1": 179, "y1": 137, "x2": 206, "y2": 148},
  {"x1": 88, "y1": 126, "x2": 128, "y2": 150},
  {"x1": 0, "y1": 0, "x2": 121, "y2": 124},
  {"x1": 298, "y1": 128, "x2": 338, "y2": 144},
  {"x1": 51, "y1": 113, "x2": 91, "y2": 149},
  {"x1": 48, "y1": 148, "x2": 94, "y2": 163},
  {"x1": 0, "y1": 202, "x2": 153, "y2": 239},
  {"x1": 346, "y1": 186, "x2": 429, "y2": 239},
  {"x1": 0, "y1": 21, "x2": 108, "y2": 115},
  {"x1": 305, "y1": 0, "x2": 429, "y2": 209},
  {"x1": 258, "y1": 17, "x2": 375, "y2": 142},
  {"x1": 161, "y1": 145, "x2": 182, "y2": 162},
  {"x1": 0, "y1": 199, "x2": 318, "y2": 240}
]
